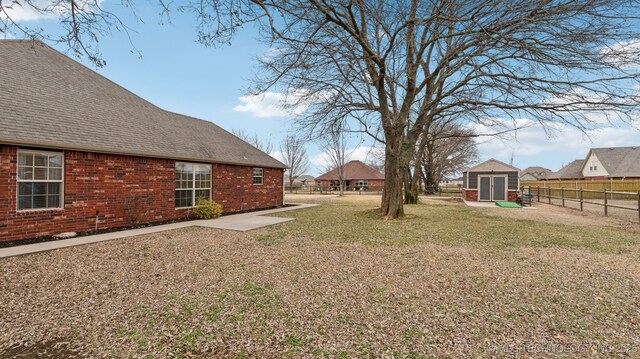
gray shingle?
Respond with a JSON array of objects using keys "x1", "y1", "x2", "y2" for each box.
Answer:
[
  {"x1": 0, "y1": 40, "x2": 286, "y2": 169},
  {"x1": 591, "y1": 147, "x2": 640, "y2": 178}
]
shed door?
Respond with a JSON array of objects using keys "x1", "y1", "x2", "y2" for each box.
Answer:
[
  {"x1": 479, "y1": 176, "x2": 491, "y2": 201},
  {"x1": 493, "y1": 176, "x2": 507, "y2": 201}
]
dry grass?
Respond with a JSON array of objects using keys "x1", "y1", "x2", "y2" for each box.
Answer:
[{"x1": 1, "y1": 195, "x2": 639, "y2": 358}]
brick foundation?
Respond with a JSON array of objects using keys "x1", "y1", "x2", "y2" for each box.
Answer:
[
  {"x1": 463, "y1": 189, "x2": 518, "y2": 202},
  {"x1": 0, "y1": 145, "x2": 283, "y2": 242},
  {"x1": 462, "y1": 189, "x2": 478, "y2": 201}
]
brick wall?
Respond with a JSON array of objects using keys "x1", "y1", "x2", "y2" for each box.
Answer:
[
  {"x1": 212, "y1": 163, "x2": 283, "y2": 213},
  {"x1": 463, "y1": 189, "x2": 518, "y2": 202},
  {"x1": 0, "y1": 145, "x2": 284, "y2": 242},
  {"x1": 462, "y1": 189, "x2": 478, "y2": 201}
]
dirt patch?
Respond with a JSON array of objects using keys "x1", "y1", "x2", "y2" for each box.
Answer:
[{"x1": 482, "y1": 202, "x2": 640, "y2": 230}]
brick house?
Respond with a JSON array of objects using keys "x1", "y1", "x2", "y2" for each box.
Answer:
[
  {"x1": 315, "y1": 160, "x2": 385, "y2": 191},
  {"x1": 0, "y1": 40, "x2": 286, "y2": 242}
]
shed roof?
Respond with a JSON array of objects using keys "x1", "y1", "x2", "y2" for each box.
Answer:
[
  {"x1": 0, "y1": 40, "x2": 286, "y2": 168},
  {"x1": 587, "y1": 147, "x2": 640, "y2": 178},
  {"x1": 465, "y1": 159, "x2": 520, "y2": 173},
  {"x1": 316, "y1": 160, "x2": 385, "y2": 180}
]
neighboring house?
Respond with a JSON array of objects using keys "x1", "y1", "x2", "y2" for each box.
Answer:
[
  {"x1": 519, "y1": 166, "x2": 552, "y2": 181},
  {"x1": 546, "y1": 160, "x2": 585, "y2": 180},
  {"x1": 0, "y1": 40, "x2": 286, "y2": 242},
  {"x1": 285, "y1": 175, "x2": 315, "y2": 191},
  {"x1": 581, "y1": 147, "x2": 640, "y2": 179},
  {"x1": 315, "y1": 160, "x2": 385, "y2": 191},
  {"x1": 462, "y1": 159, "x2": 520, "y2": 202},
  {"x1": 439, "y1": 177, "x2": 464, "y2": 188}
]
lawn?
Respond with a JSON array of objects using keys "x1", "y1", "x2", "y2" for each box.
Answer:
[{"x1": 1, "y1": 195, "x2": 639, "y2": 358}]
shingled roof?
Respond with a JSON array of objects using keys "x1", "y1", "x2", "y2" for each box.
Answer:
[
  {"x1": 316, "y1": 160, "x2": 385, "y2": 180},
  {"x1": 547, "y1": 160, "x2": 585, "y2": 180},
  {"x1": 588, "y1": 147, "x2": 640, "y2": 178},
  {"x1": 0, "y1": 40, "x2": 286, "y2": 168}
]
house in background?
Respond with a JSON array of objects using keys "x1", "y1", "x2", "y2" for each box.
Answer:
[
  {"x1": 545, "y1": 160, "x2": 585, "y2": 180},
  {"x1": 439, "y1": 177, "x2": 464, "y2": 188},
  {"x1": 519, "y1": 166, "x2": 552, "y2": 181},
  {"x1": 581, "y1": 147, "x2": 640, "y2": 179},
  {"x1": 0, "y1": 40, "x2": 286, "y2": 242},
  {"x1": 462, "y1": 159, "x2": 520, "y2": 202},
  {"x1": 285, "y1": 175, "x2": 315, "y2": 191},
  {"x1": 315, "y1": 160, "x2": 385, "y2": 191}
]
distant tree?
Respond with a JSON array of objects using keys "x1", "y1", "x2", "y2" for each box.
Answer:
[
  {"x1": 419, "y1": 125, "x2": 479, "y2": 195},
  {"x1": 278, "y1": 134, "x2": 310, "y2": 192},
  {"x1": 321, "y1": 126, "x2": 350, "y2": 196},
  {"x1": 231, "y1": 129, "x2": 274, "y2": 155}
]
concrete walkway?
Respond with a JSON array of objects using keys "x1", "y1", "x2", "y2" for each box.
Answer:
[{"x1": 0, "y1": 203, "x2": 318, "y2": 259}]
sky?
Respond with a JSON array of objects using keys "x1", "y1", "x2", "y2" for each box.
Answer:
[{"x1": 4, "y1": 1, "x2": 640, "y2": 176}]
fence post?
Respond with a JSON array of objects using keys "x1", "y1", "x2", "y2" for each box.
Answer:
[
  {"x1": 537, "y1": 186, "x2": 540, "y2": 202},
  {"x1": 579, "y1": 189, "x2": 583, "y2": 211},
  {"x1": 561, "y1": 187, "x2": 565, "y2": 207},
  {"x1": 637, "y1": 190, "x2": 640, "y2": 224},
  {"x1": 548, "y1": 187, "x2": 551, "y2": 204},
  {"x1": 604, "y1": 189, "x2": 608, "y2": 217}
]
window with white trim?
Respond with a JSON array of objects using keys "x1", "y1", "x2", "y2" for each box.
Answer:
[
  {"x1": 175, "y1": 162, "x2": 211, "y2": 208},
  {"x1": 17, "y1": 150, "x2": 64, "y2": 210},
  {"x1": 252, "y1": 168, "x2": 263, "y2": 185}
]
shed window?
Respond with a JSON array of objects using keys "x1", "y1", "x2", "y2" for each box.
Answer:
[
  {"x1": 253, "y1": 168, "x2": 264, "y2": 185},
  {"x1": 17, "y1": 150, "x2": 64, "y2": 210},
  {"x1": 175, "y1": 162, "x2": 211, "y2": 208}
]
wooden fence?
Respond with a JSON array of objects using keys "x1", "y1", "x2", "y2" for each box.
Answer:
[
  {"x1": 527, "y1": 186, "x2": 640, "y2": 223},
  {"x1": 523, "y1": 179, "x2": 640, "y2": 192}
]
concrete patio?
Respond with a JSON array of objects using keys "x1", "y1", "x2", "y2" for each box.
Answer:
[{"x1": 0, "y1": 203, "x2": 318, "y2": 259}]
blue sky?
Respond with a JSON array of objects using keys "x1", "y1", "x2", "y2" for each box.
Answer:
[{"x1": 5, "y1": 1, "x2": 640, "y2": 176}]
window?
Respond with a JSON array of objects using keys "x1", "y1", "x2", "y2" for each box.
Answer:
[
  {"x1": 17, "y1": 150, "x2": 64, "y2": 210},
  {"x1": 175, "y1": 162, "x2": 211, "y2": 208},
  {"x1": 253, "y1": 168, "x2": 263, "y2": 185}
]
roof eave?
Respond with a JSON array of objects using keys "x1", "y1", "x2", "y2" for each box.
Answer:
[{"x1": 0, "y1": 139, "x2": 288, "y2": 169}]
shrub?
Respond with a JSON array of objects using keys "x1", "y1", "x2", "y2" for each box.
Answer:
[{"x1": 193, "y1": 198, "x2": 223, "y2": 219}]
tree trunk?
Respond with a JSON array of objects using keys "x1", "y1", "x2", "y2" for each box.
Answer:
[
  {"x1": 381, "y1": 139, "x2": 405, "y2": 218},
  {"x1": 289, "y1": 177, "x2": 295, "y2": 193},
  {"x1": 404, "y1": 160, "x2": 421, "y2": 204}
]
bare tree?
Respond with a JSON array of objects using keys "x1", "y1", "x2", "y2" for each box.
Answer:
[
  {"x1": 321, "y1": 126, "x2": 350, "y2": 196},
  {"x1": 231, "y1": 128, "x2": 274, "y2": 154},
  {"x1": 419, "y1": 124, "x2": 479, "y2": 195},
  {"x1": 7, "y1": 1, "x2": 640, "y2": 218},
  {"x1": 278, "y1": 134, "x2": 310, "y2": 192}
]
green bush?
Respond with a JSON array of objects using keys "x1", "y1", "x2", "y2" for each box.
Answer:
[{"x1": 193, "y1": 198, "x2": 223, "y2": 219}]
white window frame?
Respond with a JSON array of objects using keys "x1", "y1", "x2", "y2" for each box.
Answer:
[
  {"x1": 175, "y1": 162, "x2": 212, "y2": 209},
  {"x1": 253, "y1": 167, "x2": 264, "y2": 185},
  {"x1": 16, "y1": 149, "x2": 64, "y2": 211}
]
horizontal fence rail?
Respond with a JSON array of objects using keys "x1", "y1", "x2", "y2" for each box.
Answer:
[
  {"x1": 528, "y1": 186, "x2": 640, "y2": 223},
  {"x1": 522, "y1": 179, "x2": 640, "y2": 192}
]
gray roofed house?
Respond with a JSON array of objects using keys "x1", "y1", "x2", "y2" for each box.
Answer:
[
  {"x1": 0, "y1": 40, "x2": 287, "y2": 242},
  {"x1": 582, "y1": 147, "x2": 640, "y2": 178},
  {"x1": 519, "y1": 166, "x2": 552, "y2": 181},
  {"x1": 0, "y1": 40, "x2": 285, "y2": 169},
  {"x1": 546, "y1": 160, "x2": 585, "y2": 180}
]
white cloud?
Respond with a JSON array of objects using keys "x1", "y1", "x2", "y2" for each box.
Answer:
[
  {"x1": 233, "y1": 90, "x2": 310, "y2": 118},
  {"x1": 601, "y1": 39, "x2": 640, "y2": 69},
  {"x1": 1, "y1": 0, "x2": 103, "y2": 22}
]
